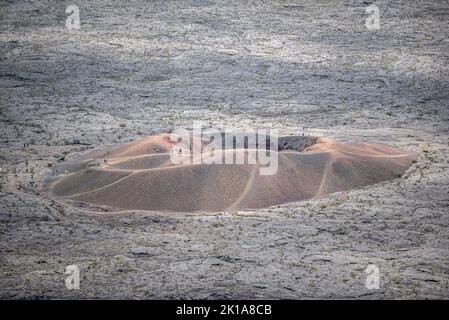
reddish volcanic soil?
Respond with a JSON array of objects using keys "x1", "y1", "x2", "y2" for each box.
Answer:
[{"x1": 46, "y1": 134, "x2": 417, "y2": 213}]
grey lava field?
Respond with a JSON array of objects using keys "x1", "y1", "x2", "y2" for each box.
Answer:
[{"x1": 0, "y1": 0, "x2": 448, "y2": 299}]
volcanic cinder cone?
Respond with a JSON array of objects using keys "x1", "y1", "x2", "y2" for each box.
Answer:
[{"x1": 46, "y1": 133, "x2": 417, "y2": 213}]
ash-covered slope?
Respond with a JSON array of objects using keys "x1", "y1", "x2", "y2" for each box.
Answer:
[{"x1": 47, "y1": 134, "x2": 417, "y2": 212}]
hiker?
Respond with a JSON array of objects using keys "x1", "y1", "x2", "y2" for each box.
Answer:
[
  {"x1": 303, "y1": 124, "x2": 310, "y2": 137},
  {"x1": 100, "y1": 152, "x2": 110, "y2": 167}
]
